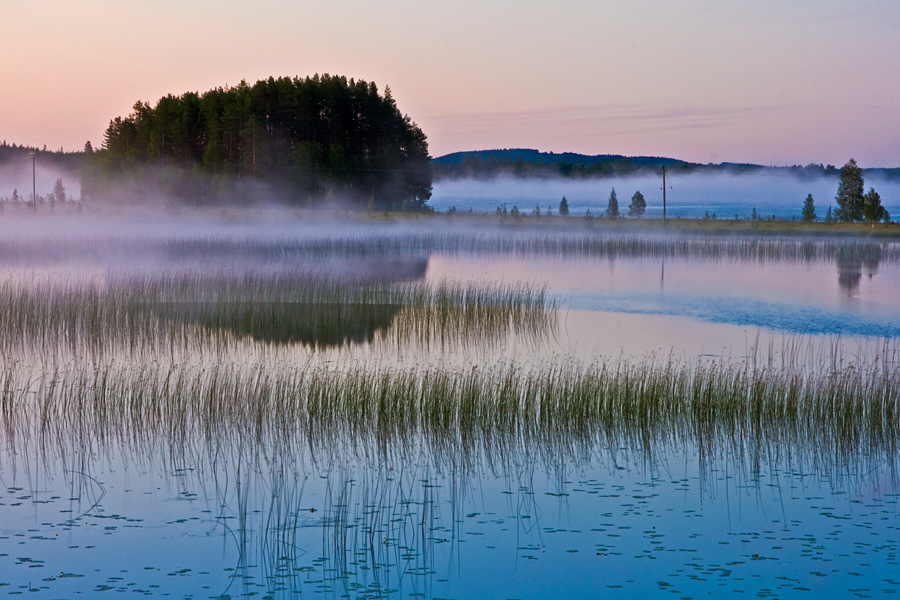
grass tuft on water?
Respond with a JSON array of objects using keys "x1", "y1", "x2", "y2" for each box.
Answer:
[
  {"x1": 0, "y1": 272, "x2": 555, "y2": 357},
  {"x1": 4, "y1": 353, "x2": 897, "y2": 476}
]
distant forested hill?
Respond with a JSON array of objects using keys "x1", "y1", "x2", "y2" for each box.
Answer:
[
  {"x1": 83, "y1": 75, "x2": 432, "y2": 210},
  {"x1": 432, "y1": 149, "x2": 690, "y2": 179},
  {"x1": 431, "y1": 149, "x2": 881, "y2": 180}
]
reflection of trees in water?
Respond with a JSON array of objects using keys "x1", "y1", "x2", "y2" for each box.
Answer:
[
  {"x1": 147, "y1": 258, "x2": 558, "y2": 350},
  {"x1": 295, "y1": 255, "x2": 430, "y2": 284},
  {"x1": 156, "y1": 256, "x2": 429, "y2": 348},
  {"x1": 836, "y1": 245, "x2": 883, "y2": 292},
  {"x1": 162, "y1": 300, "x2": 405, "y2": 347}
]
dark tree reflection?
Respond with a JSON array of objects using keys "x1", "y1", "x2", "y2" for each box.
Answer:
[{"x1": 836, "y1": 245, "x2": 882, "y2": 293}]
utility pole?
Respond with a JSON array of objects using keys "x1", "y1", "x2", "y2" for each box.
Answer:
[
  {"x1": 30, "y1": 150, "x2": 36, "y2": 214},
  {"x1": 662, "y1": 165, "x2": 667, "y2": 225}
]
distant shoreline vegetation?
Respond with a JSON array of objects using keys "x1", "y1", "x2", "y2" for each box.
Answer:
[{"x1": 80, "y1": 75, "x2": 433, "y2": 210}]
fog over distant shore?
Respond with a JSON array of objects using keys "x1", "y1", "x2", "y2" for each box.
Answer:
[
  {"x1": 1, "y1": 143, "x2": 898, "y2": 222},
  {"x1": 432, "y1": 171, "x2": 900, "y2": 220}
]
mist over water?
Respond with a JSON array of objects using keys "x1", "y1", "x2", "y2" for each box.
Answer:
[{"x1": 432, "y1": 171, "x2": 900, "y2": 219}]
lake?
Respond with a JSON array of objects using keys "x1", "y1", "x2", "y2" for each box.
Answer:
[{"x1": 0, "y1": 216, "x2": 897, "y2": 599}]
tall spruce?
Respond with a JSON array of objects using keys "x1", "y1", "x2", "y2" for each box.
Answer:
[
  {"x1": 801, "y1": 194, "x2": 816, "y2": 222},
  {"x1": 628, "y1": 190, "x2": 646, "y2": 217},
  {"x1": 835, "y1": 158, "x2": 864, "y2": 223},
  {"x1": 606, "y1": 188, "x2": 619, "y2": 219}
]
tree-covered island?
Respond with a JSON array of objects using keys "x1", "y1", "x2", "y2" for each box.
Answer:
[{"x1": 83, "y1": 75, "x2": 432, "y2": 210}]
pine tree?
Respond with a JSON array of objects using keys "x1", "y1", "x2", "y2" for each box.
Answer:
[
  {"x1": 862, "y1": 187, "x2": 887, "y2": 225},
  {"x1": 835, "y1": 159, "x2": 864, "y2": 222},
  {"x1": 52, "y1": 178, "x2": 66, "y2": 207},
  {"x1": 824, "y1": 206, "x2": 833, "y2": 224},
  {"x1": 558, "y1": 196, "x2": 570, "y2": 216},
  {"x1": 606, "y1": 188, "x2": 619, "y2": 219},
  {"x1": 628, "y1": 190, "x2": 646, "y2": 217},
  {"x1": 801, "y1": 194, "x2": 816, "y2": 222}
]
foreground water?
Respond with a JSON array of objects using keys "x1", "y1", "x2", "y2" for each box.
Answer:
[
  {"x1": 0, "y1": 218, "x2": 897, "y2": 598},
  {"x1": 4, "y1": 443, "x2": 899, "y2": 599}
]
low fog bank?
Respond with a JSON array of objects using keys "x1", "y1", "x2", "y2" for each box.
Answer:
[
  {"x1": 0, "y1": 204, "x2": 457, "y2": 242},
  {"x1": 0, "y1": 198, "x2": 895, "y2": 249},
  {"x1": 432, "y1": 171, "x2": 900, "y2": 220},
  {"x1": 0, "y1": 153, "x2": 80, "y2": 204},
  {"x1": 0, "y1": 207, "x2": 444, "y2": 285}
]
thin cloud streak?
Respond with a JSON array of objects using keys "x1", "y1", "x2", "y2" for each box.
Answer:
[
  {"x1": 425, "y1": 104, "x2": 786, "y2": 140},
  {"x1": 427, "y1": 104, "x2": 784, "y2": 125}
]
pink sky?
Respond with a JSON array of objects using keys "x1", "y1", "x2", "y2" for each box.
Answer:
[{"x1": 3, "y1": 1, "x2": 899, "y2": 166}]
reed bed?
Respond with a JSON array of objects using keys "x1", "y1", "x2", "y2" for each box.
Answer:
[
  {"x1": 231, "y1": 231, "x2": 895, "y2": 265},
  {"x1": 4, "y1": 354, "x2": 897, "y2": 478},
  {"x1": 0, "y1": 229, "x2": 896, "y2": 267},
  {"x1": 0, "y1": 272, "x2": 554, "y2": 358}
]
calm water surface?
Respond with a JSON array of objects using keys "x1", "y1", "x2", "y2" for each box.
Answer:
[
  {"x1": 3, "y1": 442, "x2": 898, "y2": 598},
  {"x1": 425, "y1": 252, "x2": 900, "y2": 366},
  {"x1": 0, "y1": 225, "x2": 898, "y2": 599}
]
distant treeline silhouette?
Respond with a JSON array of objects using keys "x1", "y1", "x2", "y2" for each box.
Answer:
[{"x1": 0, "y1": 141, "x2": 82, "y2": 170}]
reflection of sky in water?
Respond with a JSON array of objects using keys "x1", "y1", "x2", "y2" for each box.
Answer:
[
  {"x1": 426, "y1": 254, "x2": 900, "y2": 341},
  {"x1": 565, "y1": 290, "x2": 900, "y2": 337},
  {"x1": 426, "y1": 252, "x2": 900, "y2": 364}
]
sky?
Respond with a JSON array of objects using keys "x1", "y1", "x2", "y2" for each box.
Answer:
[{"x1": 3, "y1": 0, "x2": 900, "y2": 167}]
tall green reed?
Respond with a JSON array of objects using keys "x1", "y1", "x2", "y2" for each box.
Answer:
[{"x1": 7, "y1": 353, "x2": 897, "y2": 478}]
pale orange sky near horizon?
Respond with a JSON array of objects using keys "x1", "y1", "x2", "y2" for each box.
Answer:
[{"x1": 3, "y1": 0, "x2": 899, "y2": 166}]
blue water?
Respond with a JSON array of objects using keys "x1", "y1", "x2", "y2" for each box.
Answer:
[
  {"x1": 564, "y1": 290, "x2": 900, "y2": 338},
  {"x1": 426, "y1": 252, "x2": 900, "y2": 358},
  {"x1": 3, "y1": 445, "x2": 897, "y2": 599}
]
